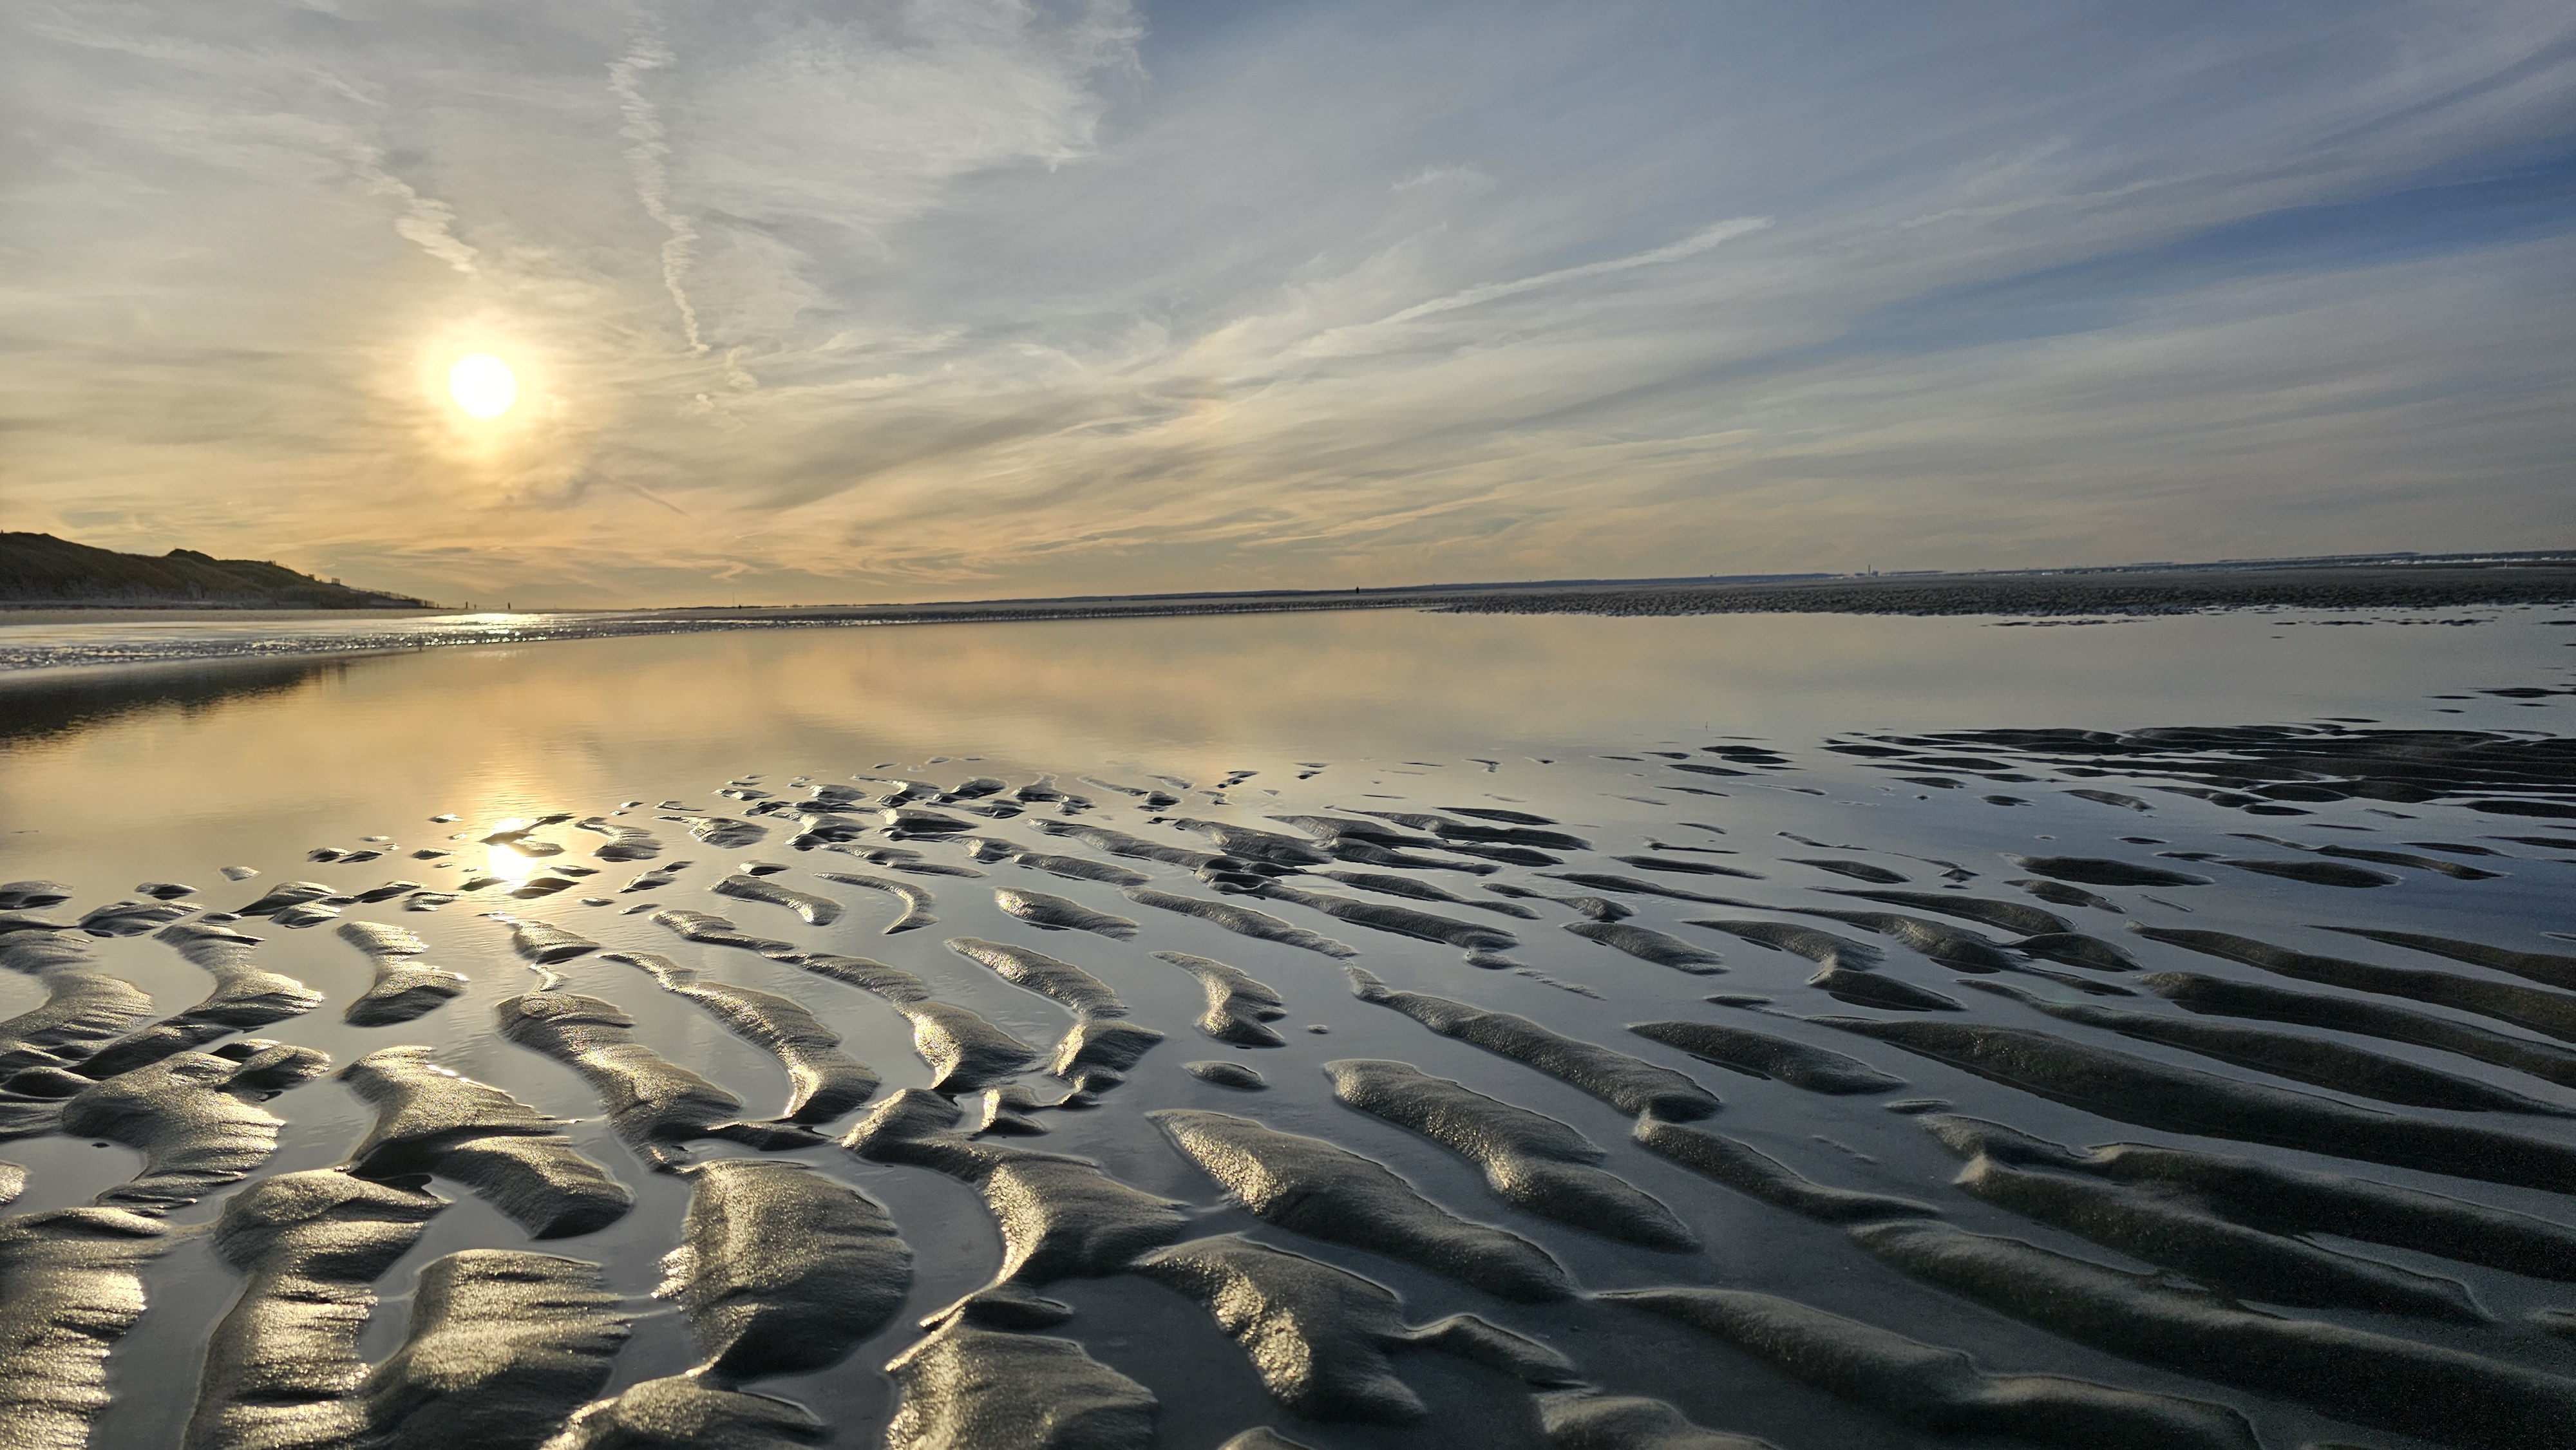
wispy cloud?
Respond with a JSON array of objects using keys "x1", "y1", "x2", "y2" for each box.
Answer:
[
  {"x1": 1378, "y1": 216, "x2": 1774, "y2": 327},
  {"x1": 605, "y1": 24, "x2": 702, "y2": 353},
  {"x1": 352, "y1": 147, "x2": 478, "y2": 276},
  {"x1": 1, "y1": 0, "x2": 2569, "y2": 605}
]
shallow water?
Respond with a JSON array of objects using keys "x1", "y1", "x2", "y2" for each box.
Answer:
[
  {"x1": 0, "y1": 608, "x2": 651, "y2": 672},
  {"x1": 2, "y1": 606, "x2": 2573, "y2": 1450}
]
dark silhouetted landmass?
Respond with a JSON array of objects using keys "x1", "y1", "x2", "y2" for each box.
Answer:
[{"x1": 0, "y1": 532, "x2": 430, "y2": 608}]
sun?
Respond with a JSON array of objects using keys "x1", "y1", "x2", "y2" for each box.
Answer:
[{"x1": 448, "y1": 353, "x2": 518, "y2": 420}]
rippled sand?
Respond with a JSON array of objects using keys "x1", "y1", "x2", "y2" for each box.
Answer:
[{"x1": 1, "y1": 608, "x2": 2573, "y2": 1449}]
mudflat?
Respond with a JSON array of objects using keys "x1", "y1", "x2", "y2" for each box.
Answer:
[{"x1": 1, "y1": 607, "x2": 2572, "y2": 1450}]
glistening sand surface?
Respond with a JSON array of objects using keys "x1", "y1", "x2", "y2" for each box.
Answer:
[{"x1": 2, "y1": 607, "x2": 2573, "y2": 1449}]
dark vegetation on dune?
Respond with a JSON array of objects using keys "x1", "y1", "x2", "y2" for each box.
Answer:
[{"x1": 0, "y1": 532, "x2": 429, "y2": 608}]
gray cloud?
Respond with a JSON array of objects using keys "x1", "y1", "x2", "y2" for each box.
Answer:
[{"x1": 2, "y1": 0, "x2": 2570, "y2": 605}]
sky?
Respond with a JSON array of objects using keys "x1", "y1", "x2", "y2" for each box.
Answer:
[{"x1": 3, "y1": 1, "x2": 2571, "y2": 607}]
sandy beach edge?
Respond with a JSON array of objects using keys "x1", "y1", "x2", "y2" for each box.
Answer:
[
  {"x1": 5, "y1": 562, "x2": 2572, "y2": 681},
  {"x1": 21, "y1": 560, "x2": 2573, "y2": 626}
]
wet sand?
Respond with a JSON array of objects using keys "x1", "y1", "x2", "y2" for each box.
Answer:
[
  {"x1": 1, "y1": 610, "x2": 2573, "y2": 1449},
  {"x1": 0, "y1": 609, "x2": 448, "y2": 628}
]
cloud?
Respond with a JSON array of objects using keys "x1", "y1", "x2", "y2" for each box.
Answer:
[
  {"x1": 1377, "y1": 216, "x2": 1774, "y2": 328},
  {"x1": 605, "y1": 23, "x2": 701, "y2": 352},
  {"x1": 352, "y1": 148, "x2": 478, "y2": 276},
  {"x1": 1, "y1": 0, "x2": 2570, "y2": 605},
  {"x1": 1392, "y1": 162, "x2": 1492, "y2": 193}
]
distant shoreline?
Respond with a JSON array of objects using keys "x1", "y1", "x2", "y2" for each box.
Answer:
[
  {"x1": 1434, "y1": 561, "x2": 2576, "y2": 619},
  {"x1": 6, "y1": 560, "x2": 2575, "y2": 628},
  {"x1": 5, "y1": 560, "x2": 2572, "y2": 677},
  {"x1": 0, "y1": 607, "x2": 450, "y2": 626}
]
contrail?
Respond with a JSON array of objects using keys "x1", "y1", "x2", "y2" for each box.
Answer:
[
  {"x1": 607, "y1": 27, "x2": 704, "y2": 353},
  {"x1": 353, "y1": 149, "x2": 477, "y2": 275}
]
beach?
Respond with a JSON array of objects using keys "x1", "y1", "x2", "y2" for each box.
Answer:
[{"x1": 2, "y1": 606, "x2": 2572, "y2": 1448}]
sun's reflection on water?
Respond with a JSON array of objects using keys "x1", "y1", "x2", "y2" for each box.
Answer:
[{"x1": 480, "y1": 818, "x2": 551, "y2": 884}]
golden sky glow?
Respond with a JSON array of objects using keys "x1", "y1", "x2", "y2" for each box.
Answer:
[{"x1": 448, "y1": 354, "x2": 518, "y2": 422}]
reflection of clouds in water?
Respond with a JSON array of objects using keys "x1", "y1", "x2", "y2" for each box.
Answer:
[{"x1": 1, "y1": 610, "x2": 2562, "y2": 860}]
